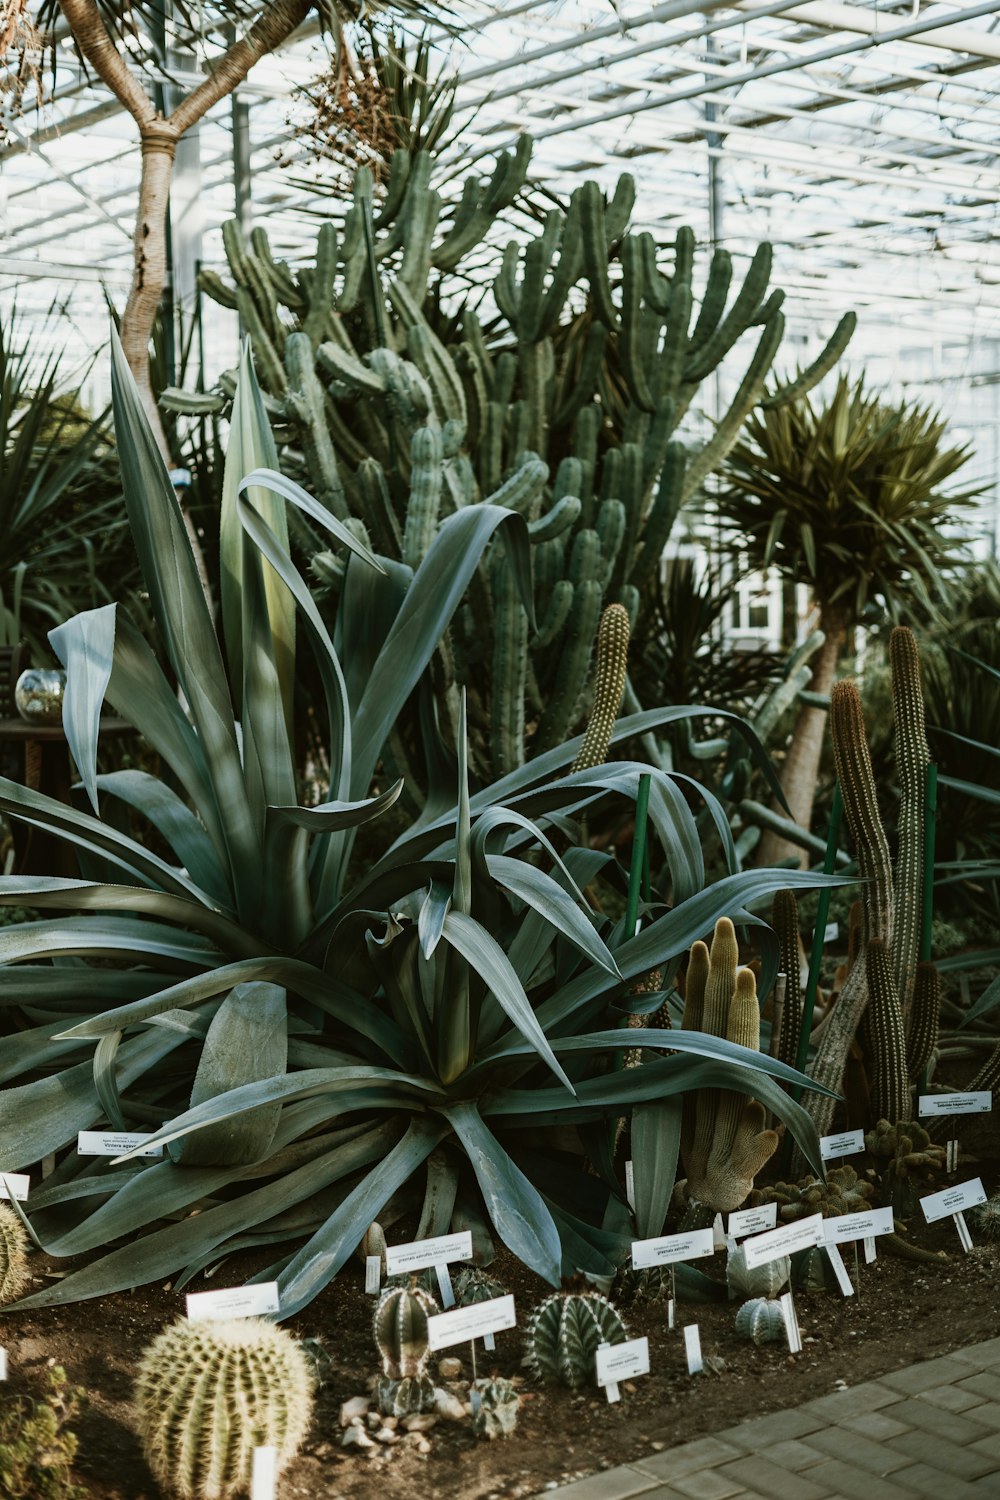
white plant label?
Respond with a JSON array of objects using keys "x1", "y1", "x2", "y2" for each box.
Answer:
[
  {"x1": 632, "y1": 1227, "x2": 714, "y2": 1269},
  {"x1": 435, "y1": 1262, "x2": 455, "y2": 1309},
  {"x1": 824, "y1": 1242, "x2": 855, "y2": 1297},
  {"x1": 364, "y1": 1256, "x2": 381, "y2": 1295},
  {"x1": 712, "y1": 1213, "x2": 726, "y2": 1251},
  {"x1": 667, "y1": 1297, "x2": 675, "y2": 1330},
  {"x1": 819, "y1": 1128, "x2": 865, "y2": 1161},
  {"x1": 918, "y1": 1091, "x2": 992, "y2": 1117},
  {"x1": 251, "y1": 1446, "x2": 277, "y2": 1500},
  {"x1": 186, "y1": 1283, "x2": 280, "y2": 1322},
  {"x1": 823, "y1": 922, "x2": 839, "y2": 943},
  {"x1": 625, "y1": 1159, "x2": 636, "y2": 1211},
  {"x1": 822, "y1": 1205, "x2": 894, "y2": 1246},
  {"x1": 920, "y1": 1177, "x2": 986, "y2": 1224},
  {"x1": 0, "y1": 1173, "x2": 29, "y2": 1202},
  {"x1": 0, "y1": 1348, "x2": 7, "y2": 1380},
  {"x1": 742, "y1": 1212, "x2": 824, "y2": 1269},
  {"x1": 780, "y1": 1291, "x2": 803, "y2": 1353},
  {"x1": 596, "y1": 1335, "x2": 649, "y2": 1404},
  {"x1": 683, "y1": 1324, "x2": 702, "y2": 1375},
  {"x1": 728, "y1": 1203, "x2": 777, "y2": 1239},
  {"x1": 78, "y1": 1130, "x2": 163, "y2": 1157},
  {"x1": 384, "y1": 1231, "x2": 473, "y2": 1277},
  {"x1": 955, "y1": 1211, "x2": 974, "y2": 1254},
  {"x1": 427, "y1": 1295, "x2": 516, "y2": 1352},
  {"x1": 947, "y1": 1139, "x2": 959, "y2": 1174},
  {"x1": 863, "y1": 1236, "x2": 877, "y2": 1264}
]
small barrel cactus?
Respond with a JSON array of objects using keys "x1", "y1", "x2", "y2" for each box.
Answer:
[
  {"x1": 969, "y1": 1195, "x2": 1000, "y2": 1241},
  {"x1": 525, "y1": 1291, "x2": 629, "y2": 1390},
  {"x1": 455, "y1": 1267, "x2": 508, "y2": 1306},
  {"x1": 735, "y1": 1297, "x2": 786, "y2": 1345},
  {"x1": 470, "y1": 1376, "x2": 520, "y2": 1439},
  {"x1": 375, "y1": 1373, "x2": 436, "y2": 1418},
  {"x1": 374, "y1": 1283, "x2": 438, "y2": 1378},
  {"x1": 0, "y1": 1203, "x2": 29, "y2": 1304},
  {"x1": 726, "y1": 1243, "x2": 790, "y2": 1301},
  {"x1": 134, "y1": 1316, "x2": 313, "y2": 1500}
]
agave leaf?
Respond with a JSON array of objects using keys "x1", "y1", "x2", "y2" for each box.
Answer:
[
  {"x1": 0, "y1": 913, "x2": 222, "y2": 969},
  {"x1": 110, "y1": 330, "x2": 260, "y2": 917},
  {"x1": 961, "y1": 971, "x2": 1000, "y2": 1027},
  {"x1": 485, "y1": 854, "x2": 619, "y2": 977},
  {"x1": 443, "y1": 1100, "x2": 562, "y2": 1286},
  {"x1": 274, "y1": 1116, "x2": 447, "y2": 1319},
  {"x1": 48, "y1": 604, "x2": 116, "y2": 816},
  {"x1": 266, "y1": 780, "x2": 404, "y2": 833},
  {"x1": 240, "y1": 467, "x2": 385, "y2": 572},
  {"x1": 441, "y1": 910, "x2": 575, "y2": 1094},
  {"x1": 94, "y1": 769, "x2": 231, "y2": 909},
  {"x1": 417, "y1": 879, "x2": 451, "y2": 960},
  {"x1": 631, "y1": 1096, "x2": 682, "y2": 1241},
  {"x1": 222, "y1": 345, "x2": 295, "y2": 728}
]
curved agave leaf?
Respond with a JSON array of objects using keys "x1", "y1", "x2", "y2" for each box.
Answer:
[
  {"x1": 49, "y1": 603, "x2": 115, "y2": 816},
  {"x1": 110, "y1": 331, "x2": 261, "y2": 919},
  {"x1": 443, "y1": 1100, "x2": 562, "y2": 1287},
  {"x1": 240, "y1": 467, "x2": 385, "y2": 573},
  {"x1": 485, "y1": 854, "x2": 619, "y2": 977},
  {"x1": 94, "y1": 769, "x2": 231, "y2": 909},
  {"x1": 0, "y1": 914, "x2": 222, "y2": 969},
  {"x1": 274, "y1": 1116, "x2": 446, "y2": 1320},
  {"x1": 266, "y1": 780, "x2": 404, "y2": 832},
  {"x1": 177, "y1": 983, "x2": 288, "y2": 1167},
  {"x1": 440, "y1": 910, "x2": 575, "y2": 1094},
  {"x1": 631, "y1": 1097, "x2": 681, "y2": 1241}
]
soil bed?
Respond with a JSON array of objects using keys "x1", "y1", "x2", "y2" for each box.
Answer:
[{"x1": 3, "y1": 1140, "x2": 999, "y2": 1500}]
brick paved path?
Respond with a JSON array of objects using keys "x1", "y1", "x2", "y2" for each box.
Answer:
[{"x1": 547, "y1": 1338, "x2": 1000, "y2": 1499}]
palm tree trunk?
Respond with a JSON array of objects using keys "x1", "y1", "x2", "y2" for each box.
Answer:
[
  {"x1": 756, "y1": 604, "x2": 847, "y2": 867},
  {"x1": 123, "y1": 131, "x2": 178, "y2": 454}
]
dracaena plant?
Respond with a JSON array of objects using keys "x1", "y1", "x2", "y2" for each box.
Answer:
[{"x1": 0, "y1": 335, "x2": 838, "y2": 1319}]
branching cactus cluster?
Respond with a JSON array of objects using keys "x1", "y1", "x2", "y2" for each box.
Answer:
[
  {"x1": 178, "y1": 140, "x2": 854, "y2": 787},
  {"x1": 750, "y1": 1164, "x2": 874, "y2": 1221},
  {"x1": 133, "y1": 1317, "x2": 313, "y2": 1500},
  {"x1": 679, "y1": 918, "x2": 779, "y2": 1220},
  {"x1": 798, "y1": 628, "x2": 941, "y2": 1148}
]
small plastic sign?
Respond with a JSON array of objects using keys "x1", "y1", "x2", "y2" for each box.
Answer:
[
  {"x1": 186, "y1": 1283, "x2": 280, "y2": 1322},
  {"x1": 918, "y1": 1092, "x2": 992, "y2": 1117},
  {"x1": 251, "y1": 1446, "x2": 277, "y2": 1500},
  {"x1": 741, "y1": 1212, "x2": 824, "y2": 1269},
  {"x1": 384, "y1": 1231, "x2": 473, "y2": 1277},
  {"x1": 683, "y1": 1324, "x2": 702, "y2": 1374},
  {"x1": 596, "y1": 1336, "x2": 649, "y2": 1402},
  {"x1": 728, "y1": 1203, "x2": 777, "y2": 1239},
  {"x1": 822, "y1": 1205, "x2": 894, "y2": 1245},
  {"x1": 427, "y1": 1295, "x2": 516, "y2": 1351},
  {"x1": 819, "y1": 1128, "x2": 865, "y2": 1160},
  {"x1": 0, "y1": 1174, "x2": 29, "y2": 1202},
  {"x1": 365, "y1": 1256, "x2": 381, "y2": 1295},
  {"x1": 920, "y1": 1177, "x2": 986, "y2": 1224},
  {"x1": 631, "y1": 1227, "x2": 714, "y2": 1269},
  {"x1": 78, "y1": 1130, "x2": 162, "y2": 1157}
]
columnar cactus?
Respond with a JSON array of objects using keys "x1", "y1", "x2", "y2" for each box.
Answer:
[
  {"x1": 571, "y1": 603, "x2": 630, "y2": 773},
  {"x1": 890, "y1": 625, "x2": 931, "y2": 1021},
  {"x1": 373, "y1": 1283, "x2": 438, "y2": 1378},
  {"x1": 134, "y1": 1317, "x2": 313, "y2": 1500},
  {"x1": 525, "y1": 1291, "x2": 629, "y2": 1389},
  {"x1": 770, "y1": 889, "x2": 803, "y2": 1070},
  {"x1": 906, "y1": 962, "x2": 941, "y2": 1083},
  {"x1": 470, "y1": 1377, "x2": 520, "y2": 1439},
  {"x1": 176, "y1": 140, "x2": 854, "y2": 791},
  {"x1": 0, "y1": 1203, "x2": 29, "y2": 1304}
]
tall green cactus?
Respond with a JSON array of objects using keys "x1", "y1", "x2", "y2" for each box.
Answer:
[{"x1": 182, "y1": 139, "x2": 854, "y2": 789}]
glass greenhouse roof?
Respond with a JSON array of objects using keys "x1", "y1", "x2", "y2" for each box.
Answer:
[{"x1": 3, "y1": 0, "x2": 1000, "y2": 524}]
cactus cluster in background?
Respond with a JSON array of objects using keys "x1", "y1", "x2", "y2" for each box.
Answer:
[
  {"x1": 525, "y1": 1291, "x2": 629, "y2": 1389},
  {"x1": 174, "y1": 138, "x2": 853, "y2": 791},
  {"x1": 455, "y1": 1267, "x2": 508, "y2": 1307},
  {"x1": 864, "y1": 1119, "x2": 945, "y2": 1214},
  {"x1": 678, "y1": 918, "x2": 779, "y2": 1220},
  {"x1": 470, "y1": 1377, "x2": 520, "y2": 1440},
  {"x1": 0, "y1": 1203, "x2": 28, "y2": 1305},
  {"x1": 751, "y1": 1164, "x2": 874, "y2": 1222},
  {"x1": 133, "y1": 1317, "x2": 313, "y2": 1500}
]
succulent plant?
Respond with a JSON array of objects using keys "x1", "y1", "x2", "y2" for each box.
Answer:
[
  {"x1": 525, "y1": 1291, "x2": 629, "y2": 1390},
  {"x1": 865, "y1": 1118, "x2": 945, "y2": 1215},
  {"x1": 968, "y1": 1196, "x2": 1000, "y2": 1241},
  {"x1": 470, "y1": 1376, "x2": 520, "y2": 1440},
  {"x1": 374, "y1": 1374, "x2": 436, "y2": 1419},
  {"x1": 374, "y1": 1284, "x2": 439, "y2": 1379},
  {"x1": 454, "y1": 1267, "x2": 508, "y2": 1307},
  {"x1": 734, "y1": 1297, "x2": 786, "y2": 1345},
  {"x1": 134, "y1": 1316, "x2": 313, "y2": 1500},
  {"x1": 0, "y1": 1203, "x2": 29, "y2": 1305},
  {"x1": 751, "y1": 1164, "x2": 874, "y2": 1223},
  {"x1": 725, "y1": 1243, "x2": 790, "y2": 1301}
]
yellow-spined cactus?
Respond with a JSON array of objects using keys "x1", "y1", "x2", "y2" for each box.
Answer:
[{"x1": 0, "y1": 1203, "x2": 29, "y2": 1305}]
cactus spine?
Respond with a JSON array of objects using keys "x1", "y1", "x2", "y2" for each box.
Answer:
[
  {"x1": 525, "y1": 1292, "x2": 629, "y2": 1389},
  {"x1": 0, "y1": 1203, "x2": 29, "y2": 1304},
  {"x1": 134, "y1": 1317, "x2": 313, "y2": 1500}
]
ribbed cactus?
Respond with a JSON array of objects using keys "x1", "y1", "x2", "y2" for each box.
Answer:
[
  {"x1": 178, "y1": 140, "x2": 853, "y2": 792},
  {"x1": 373, "y1": 1283, "x2": 438, "y2": 1378},
  {"x1": 525, "y1": 1292, "x2": 629, "y2": 1389},
  {"x1": 866, "y1": 938, "x2": 910, "y2": 1124},
  {"x1": 680, "y1": 920, "x2": 778, "y2": 1216},
  {"x1": 770, "y1": 890, "x2": 803, "y2": 1070},
  {"x1": 134, "y1": 1317, "x2": 313, "y2": 1500},
  {"x1": 726, "y1": 1244, "x2": 790, "y2": 1301},
  {"x1": 375, "y1": 1374, "x2": 436, "y2": 1418},
  {"x1": 926, "y1": 1039, "x2": 1000, "y2": 1141},
  {"x1": 735, "y1": 1298, "x2": 786, "y2": 1345},
  {"x1": 455, "y1": 1267, "x2": 508, "y2": 1307},
  {"x1": 906, "y1": 962, "x2": 940, "y2": 1082},
  {"x1": 890, "y1": 626, "x2": 930, "y2": 1021},
  {"x1": 0, "y1": 1203, "x2": 29, "y2": 1304},
  {"x1": 470, "y1": 1377, "x2": 520, "y2": 1439}
]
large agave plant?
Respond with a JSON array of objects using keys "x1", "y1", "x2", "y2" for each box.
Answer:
[{"x1": 0, "y1": 335, "x2": 838, "y2": 1318}]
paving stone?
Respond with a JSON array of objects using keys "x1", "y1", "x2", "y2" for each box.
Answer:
[
  {"x1": 547, "y1": 1466, "x2": 657, "y2": 1500},
  {"x1": 758, "y1": 1438, "x2": 828, "y2": 1472},
  {"x1": 951, "y1": 1338, "x2": 1000, "y2": 1368},
  {"x1": 800, "y1": 1458, "x2": 914, "y2": 1500},
  {"x1": 671, "y1": 1469, "x2": 747, "y2": 1500},
  {"x1": 879, "y1": 1353, "x2": 979, "y2": 1394},
  {"x1": 714, "y1": 1455, "x2": 833, "y2": 1500},
  {"x1": 711, "y1": 1409, "x2": 826, "y2": 1448},
  {"x1": 632, "y1": 1439, "x2": 744, "y2": 1484},
  {"x1": 797, "y1": 1381, "x2": 904, "y2": 1422},
  {"x1": 837, "y1": 1409, "x2": 912, "y2": 1441},
  {"x1": 889, "y1": 1396, "x2": 997, "y2": 1444},
  {"x1": 884, "y1": 1428, "x2": 999, "y2": 1481},
  {"x1": 968, "y1": 1430, "x2": 1000, "y2": 1464},
  {"x1": 806, "y1": 1427, "x2": 911, "y2": 1475},
  {"x1": 959, "y1": 1401, "x2": 1000, "y2": 1431},
  {"x1": 889, "y1": 1463, "x2": 989, "y2": 1499},
  {"x1": 958, "y1": 1372, "x2": 1000, "y2": 1403},
  {"x1": 917, "y1": 1383, "x2": 988, "y2": 1414}
]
